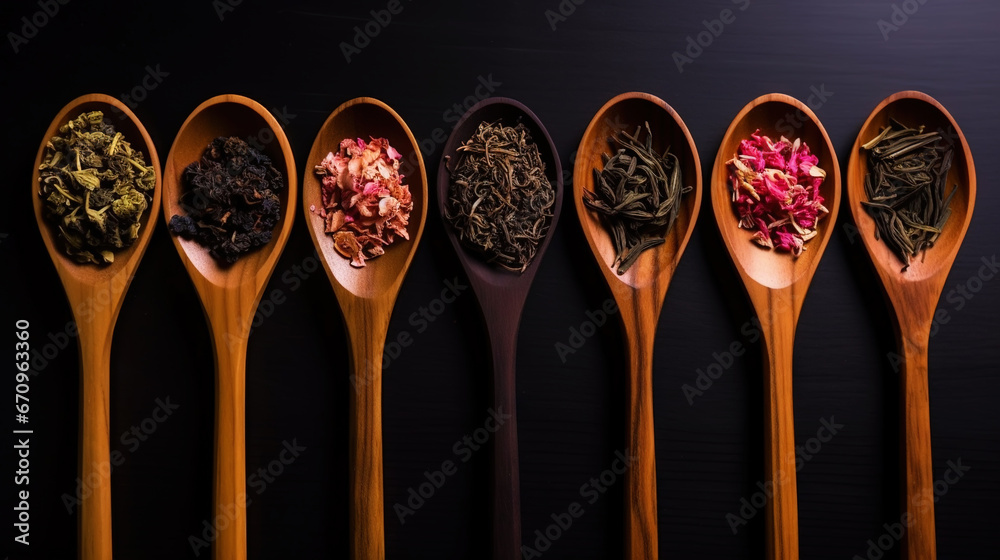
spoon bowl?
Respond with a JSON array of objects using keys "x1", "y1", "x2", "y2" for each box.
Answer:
[
  {"x1": 303, "y1": 97, "x2": 427, "y2": 560},
  {"x1": 574, "y1": 92, "x2": 701, "y2": 559},
  {"x1": 438, "y1": 97, "x2": 563, "y2": 287},
  {"x1": 32, "y1": 93, "x2": 161, "y2": 560},
  {"x1": 711, "y1": 93, "x2": 840, "y2": 560},
  {"x1": 438, "y1": 97, "x2": 562, "y2": 560},
  {"x1": 712, "y1": 96, "x2": 840, "y2": 290},
  {"x1": 846, "y1": 91, "x2": 975, "y2": 560},
  {"x1": 303, "y1": 98, "x2": 427, "y2": 300},
  {"x1": 163, "y1": 94, "x2": 297, "y2": 560},
  {"x1": 847, "y1": 92, "x2": 975, "y2": 283},
  {"x1": 164, "y1": 97, "x2": 296, "y2": 285}
]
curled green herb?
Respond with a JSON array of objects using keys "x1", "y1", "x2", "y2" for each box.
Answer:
[
  {"x1": 861, "y1": 119, "x2": 955, "y2": 272},
  {"x1": 38, "y1": 110, "x2": 155, "y2": 265},
  {"x1": 583, "y1": 122, "x2": 691, "y2": 274},
  {"x1": 444, "y1": 121, "x2": 555, "y2": 273}
]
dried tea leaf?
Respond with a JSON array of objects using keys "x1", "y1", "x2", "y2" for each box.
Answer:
[
  {"x1": 444, "y1": 121, "x2": 555, "y2": 273},
  {"x1": 38, "y1": 111, "x2": 155, "y2": 265},
  {"x1": 168, "y1": 137, "x2": 283, "y2": 265},
  {"x1": 583, "y1": 122, "x2": 691, "y2": 274}
]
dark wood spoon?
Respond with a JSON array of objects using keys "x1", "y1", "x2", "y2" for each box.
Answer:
[
  {"x1": 847, "y1": 91, "x2": 976, "y2": 560},
  {"x1": 32, "y1": 93, "x2": 161, "y2": 560},
  {"x1": 711, "y1": 93, "x2": 841, "y2": 560},
  {"x1": 163, "y1": 94, "x2": 297, "y2": 560},
  {"x1": 573, "y1": 92, "x2": 702, "y2": 559},
  {"x1": 437, "y1": 97, "x2": 563, "y2": 560},
  {"x1": 302, "y1": 97, "x2": 428, "y2": 560}
]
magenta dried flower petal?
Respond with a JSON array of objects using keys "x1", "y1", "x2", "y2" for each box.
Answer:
[{"x1": 726, "y1": 129, "x2": 827, "y2": 256}]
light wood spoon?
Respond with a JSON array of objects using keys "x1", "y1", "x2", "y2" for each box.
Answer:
[
  {"x1": 573, "y1": 92, "x2": 701, "y2": 559},
  {"x1": 711, "y1": 93, "x2": 841, "y2": 560},
  {"x1": 302, "y1": 97, "x2": 427, "y2": 560},
  {"x1": 32, "y1": 93, "x2": 161, "y2": 560},
  {"x1": 847, "y1": 91, "x2": 975, "y2": 560},
  {"x1": 163, "y1": 94, "x2": 297, "y2": 560},
  {"x1": 438, "y1": 97, "x2": 563, "y2": 560}
]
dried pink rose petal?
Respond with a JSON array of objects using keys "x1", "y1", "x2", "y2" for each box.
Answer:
[
  {"x1": 314, "y1": 137, "x2": 413, "y2": 267},
  {"x1": 726, "y1": 130, "x2": 828, "y2": 256}
]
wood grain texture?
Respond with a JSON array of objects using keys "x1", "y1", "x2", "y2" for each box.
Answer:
[
  {"x1": 846, "y1": 91, "x2": 976, "y2": 560},
  {"x1": 711, "y1": 93, "x2": 842, "y2": 560},
  {"x1": 301, "y1": 97, "x2": 428, "y2": 560},
  {"x1": 573, "y1": 92, "x2": 702, "y2": 559},
  {"x1": 31, "y1": 93, "x2": 162, "y2": 560},
  {"x1": 162, "y1": 94, "x2": 298, "y2": 560},
  {"x1": 436, "y1": 97, "x2": 563, "y2": 560}
]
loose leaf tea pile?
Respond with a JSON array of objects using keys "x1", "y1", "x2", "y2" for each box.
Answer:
[
  {"x1": 583, "y1": 122, "x2": 691, "y2": 275},
  {"x1": 861, "y1": 119, "x2": 955, "y2": 272},
  {"x1": 168, "y1": 137, "x2": 283, "y2": 265},
  {"x1": 727, "y1": 130, "x2": 828, "y2": 256},
  {"x1": 312, "y1": 137, "x2": 412, "y2": 268},
  {"x1": 38, "y1": 111, "x2": 156, "y2": 265},
  {"x1": 445, "y1": 121, "x2": 555, "y2": 273}
]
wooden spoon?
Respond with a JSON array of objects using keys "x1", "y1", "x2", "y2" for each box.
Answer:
[
  {"x1": 711, "y1": 93, "x2": 841, "y2": 560},
  {"x1": 846, "y1": 91, "x2": 975, "y2": 560},
  {"x1": 163, "y1": 95, "x2": 297, "y2": 560},
  {"x1": 32, "y1": 93, "x2": 161, "y2": 560},
  {"x1": 573, "y1": 92, "x2": 701, "y2": 559},
  {"x1": 302, "y1": 97, "x2": 427, "y2": 559},
  {"x1": 437, "y1": 97, "x2": 563, "y2": 560}
]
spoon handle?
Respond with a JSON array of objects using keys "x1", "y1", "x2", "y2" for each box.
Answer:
[
  {"x1": 347, "y1": 311, "x2": 388, "y2": 560},
  {"x1": 898, "y1": 327, "x2": 936, "y2": 559},
  {"x1": 209, "y1": 320, "x2": 248, "y2": 560},
  {"x1": 78, "y1": 322, "x2": 114, "y2": 560},
  {"x1": 758, "y1": 312, "x2": 799, "y2": 560},
  {"x1": 489, "y1": 328, "x2": 521, "y2": 560},
  {"x1": 624, "y1": 316, "x2": 658, "y2": 560}
]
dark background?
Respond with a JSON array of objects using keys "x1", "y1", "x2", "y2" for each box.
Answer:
[{"x1": 2, "y1": 0, "x2": 999, "y2": 558}]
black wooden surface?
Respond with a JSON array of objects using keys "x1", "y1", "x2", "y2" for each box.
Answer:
[{"x1": 2, "y1": 1, "x2": 998, "y2": 558}]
